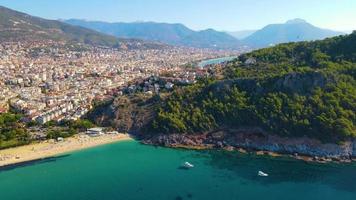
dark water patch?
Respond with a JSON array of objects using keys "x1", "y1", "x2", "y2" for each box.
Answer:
[
  {"x1": 0, "y1": 154, "x2": 71, "y2": 172},
  {"x1": 175, "y1": 195, "x2": 183, "y2": 200}
]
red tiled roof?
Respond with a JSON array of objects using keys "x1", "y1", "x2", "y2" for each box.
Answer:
[{"x1": 0, "y1": 107, "x2": 7, "y2": 113}]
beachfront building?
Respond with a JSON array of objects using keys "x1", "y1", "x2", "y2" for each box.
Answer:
[{"x1": 86, "y1": 127, "x2": 104, "y2": 136}]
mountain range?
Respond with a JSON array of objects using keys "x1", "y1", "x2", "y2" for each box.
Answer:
[
  {"x1": 64, "y1": 19, "x2": 242, "y2": 49},
  {"x1": 242, "y1": 19, "x2": 345, "y2": 47},
  {"x1": 0, "y1": 6, "x2": 348, "y2": 50},
  {"x1": 0, "y1": 6, "x2": 165, "y2": 49},
  {"x1": 65, "y1": 18, "x2": 346, "y2": 49}
]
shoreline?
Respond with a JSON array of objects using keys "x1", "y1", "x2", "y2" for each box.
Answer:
[
  {"x1": 144, "y1": 142, "x2": 356, "y2": 164},
  {"x1": 141, "y1": 132, "x2": 356, "y2": 164},
  {"x1": 0, "y1": 133, "x2": 132, "y2": 168},
  {"x1": 2, "y1": 131, "x2": 354, "y2": 169}
]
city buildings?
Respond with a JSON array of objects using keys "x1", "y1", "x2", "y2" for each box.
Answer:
[{"x1": 0, "y1": 40, "x2": 236, "y2": 124}]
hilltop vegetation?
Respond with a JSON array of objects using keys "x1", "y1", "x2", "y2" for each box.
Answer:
[{"x1": 150, "y1": 32, "x2": 356, "y2": 142}]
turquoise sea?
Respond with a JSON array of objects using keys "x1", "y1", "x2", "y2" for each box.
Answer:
[{"x1": 0, "y1": 140, "x2": 356, "y2": 200}]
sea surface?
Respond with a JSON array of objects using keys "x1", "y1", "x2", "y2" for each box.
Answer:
[
  {"x1": 198, "y1": 56, "x2": 237, "y2": 67},
  {"x1": 0, "y1": 140, "x2": 356, "y2": 200}
]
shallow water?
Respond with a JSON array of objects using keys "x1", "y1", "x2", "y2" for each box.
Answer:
[{"x1": 0, "y1": 140, "x2": 355, "y2": 200}]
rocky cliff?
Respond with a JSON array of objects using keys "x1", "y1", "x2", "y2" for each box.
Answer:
[
  {"x1": 87, "y1": 94, "x2": 158, "y2": 134},
  {"x1": 141, "y1": 128, "x2": 356, "y2": 162}
]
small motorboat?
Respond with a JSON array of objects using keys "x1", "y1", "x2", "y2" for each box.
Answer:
[
  {"x1": 182, "y1": 162, "x2": 194, "y2": 169},
  {"x1": 258, "y1": 171, "x2": 268, "y2": 177}
]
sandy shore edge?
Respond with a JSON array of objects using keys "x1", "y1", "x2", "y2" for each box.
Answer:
[{"x1": 0, "y1": 133, "x2": 132, "y2": 168}]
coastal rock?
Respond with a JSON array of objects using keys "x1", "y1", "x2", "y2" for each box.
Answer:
[
  {"x1": 215, "y1": 141, "x2": 224, "y2": 148},
  {"x1": 142, "y1": 130, "x2": 356, "y2": 161},
  {"x1": 231, "y1": 134, "x2": 355, "y2": 159}
]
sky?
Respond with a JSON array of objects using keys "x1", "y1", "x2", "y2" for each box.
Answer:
[{"x1": 0, "y1": 0, "x2": 355, "y2": 32}]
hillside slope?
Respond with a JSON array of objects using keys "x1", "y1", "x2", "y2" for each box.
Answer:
[
  {"x1": 154, "y1": 32, "x2": 356, "y2": 141},
  {"x1": 88, "y1": 32, "x2": 356, "y2": 146},
  {"x1": 148, "y1": 32, "x2": 356, "y2": 142}
]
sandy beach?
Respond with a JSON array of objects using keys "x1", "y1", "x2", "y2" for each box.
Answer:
[{"x1": 0, "y1": 133, "x2": 132, "y2": 167}]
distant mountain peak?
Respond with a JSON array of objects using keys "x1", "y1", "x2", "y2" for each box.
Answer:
[
  {"x1": 286, "y1": 18, "x2": 308, "y2": 24},
  {"x1": 200, "y1": 28, "x2": 217, "y2": 33},
  {"x1": 243, "y1": 19, "x2": 344, "y2": 48}
]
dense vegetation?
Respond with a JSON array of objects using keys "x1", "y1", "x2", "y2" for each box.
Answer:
[
  {"x1": 0, "y1": 111, "x2": 94, "y2": 149},
  {"x1": 45, "y1": 119, "x2": 95, "y2": 139},
  {"x1": 151, "y1": 32, "x2": 356, "y2": 142},
  {"x1": 0, "y1": 113, "x2": 30, "y2": 149}
]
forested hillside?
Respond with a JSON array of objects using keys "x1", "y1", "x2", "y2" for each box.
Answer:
[{"x1": 150, "y1": 32, "x2": 356, "y2": 142}]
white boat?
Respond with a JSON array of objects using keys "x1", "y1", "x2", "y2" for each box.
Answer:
[
  {"x1": 182, "y1": 162, "x2": 194, "y2": 168},
  {"x1": 258, "y1": 171, "x2": 268, "y2": 177}
]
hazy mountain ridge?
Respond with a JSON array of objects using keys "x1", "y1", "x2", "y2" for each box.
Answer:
[
  {"x1": 227, "y1": 30, "x2": 256, "y2": 39},
  {"x1": 243, "y1": 19, "x2": 345, "y2": 47},
  {"x1": 65, "y1": 18, "x2": 346, "y2": 50},
  {"x1": 64, "y1": 19, "x2": 243, "y2": 49},
  {"x1": 0, "y1": 6, "x2": 166, "y2": 49}
]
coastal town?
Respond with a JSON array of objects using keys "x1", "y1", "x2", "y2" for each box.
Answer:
[
  {"x1": 1, "y1": 1, "x2": 356, "y2": 200},
  {"x1": 0, "y1": 40, "x2": 236, "y2": 126}
]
